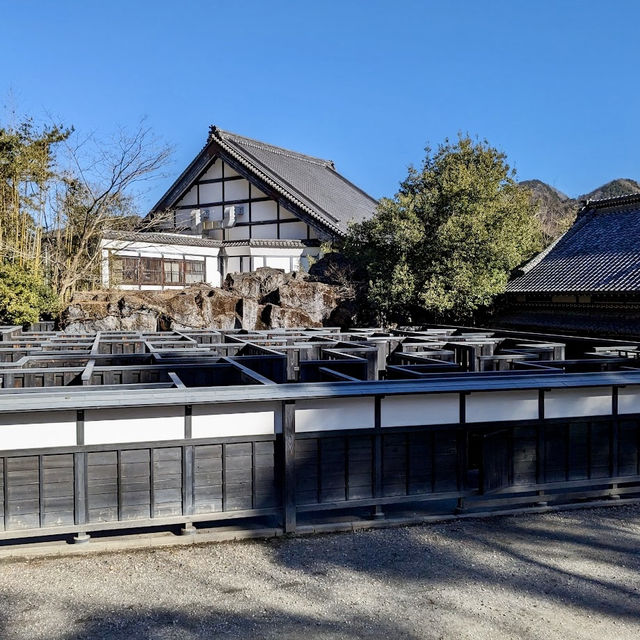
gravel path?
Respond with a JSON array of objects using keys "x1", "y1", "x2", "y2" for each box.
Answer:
[{"x1": 0, "y1": 504, "x2": 639, "y2": 639}]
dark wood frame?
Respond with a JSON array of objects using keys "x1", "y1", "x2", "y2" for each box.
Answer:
[
  {"x1": 112, "y1": 255, "x2": 206, "y2": 288},
  {"x1": 173, "y1": 156, "x2": 322, "y2": 243}
]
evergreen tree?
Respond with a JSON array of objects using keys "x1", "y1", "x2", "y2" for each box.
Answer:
[{"x1": 343, "y1": 136, "x2": 542, "y2": 323}]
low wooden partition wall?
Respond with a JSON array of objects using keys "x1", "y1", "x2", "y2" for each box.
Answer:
[{"x1": 1, "y1": 373, "x2": 640, "y2": 542}]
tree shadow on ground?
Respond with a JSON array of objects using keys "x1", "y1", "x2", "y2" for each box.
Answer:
[
  {"x1": 1, "y1": 506, "x2": 639, "y2": 640},
  {"x1": 0, "y1": 602, "x2": 423, "y2": 640},
  {"x1": 268, "y1": 505, "x2": 640, "y2": 623}
]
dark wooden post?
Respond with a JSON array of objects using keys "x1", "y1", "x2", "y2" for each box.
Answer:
[
  {"x1": 282, "y1": 400, "x2": 297, "y2": 533},
  {"x1": 610, "y1": 386, "x2": 620, "y2": 499},
  {"x1": 536, "y1": 389, "x2": 548, "y2": 506},
  {"x1": 455, "y1": 393, "x2": 468, "y2": 513},
  {"x1": 181, "y1": 404, "x2": 196, "y2": 535},
  {"x1": 73, "y1": 410, "x2": 89, "y2": 543},
  {"x1": 372, "y1": 395, "x2": 384, "y2": 519}
]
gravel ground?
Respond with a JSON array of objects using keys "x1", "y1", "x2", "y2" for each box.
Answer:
[{"x1": 0, "y1": 504, "x2": 639, "y2": 639}]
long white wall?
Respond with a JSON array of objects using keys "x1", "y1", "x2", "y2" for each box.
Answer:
[{"x1": 0, "y1": 384, "x2": 638, "y2": 453}]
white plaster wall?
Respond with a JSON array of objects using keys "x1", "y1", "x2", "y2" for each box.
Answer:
[
  {"x1": 225, "y1": 179, "x2": 249, "y2": 201},
  {"x1": 101, "y1": 249, "x2": 110, "y2": 287},
  {"x1": 205, "y1": 256, "x2": 220, "y2": 287},
  {"x1": 252, "y1": 186, "x2": 268, "y2": 199},
  {"x1": 466, "y1": 390, "x2": 539, "y2": 423},
  {"x1": 85, "y1": 406, "x2": 184, "y2": 445},
  {"x1": 201, "y1": 160, "x2": 223, "y2": 180},
  {"x1": 192, "y1": 402, "x2": 278, "y2": 438},
  {"x1": 265, "y1": 256, "x2": 290, "y2": 270},
  {"x1": 252, "y1": 224, "x2": 279, "y2": 239},
  {"x1": 176, "y1": 186, "x2": 198, "y2": 208},
  {"x1": 251, "y1": 201, "x2": 278, "y2": 221},
  {"x1": 381, "y1": 393, "x2": 459, "y2": 427},
  {"x1": 617, "y1": 386, "x2": 640, "y2": 414},
  {"x1": 279, "y1": 208, "x2": 297, "y2": 220},
  {"x1": 199, "y1": 182, "x2": 222, "y2": 203},
  {"x1": 279, "y1": 221, "x2": 308, "y2": 240},
  {"x1": 227, "y1": 226, "x2": 250, "y2": 241},
  {"x1": 295, "y1": 398, "x2": 375, "y2": 432},
  {"x1": 0, "y1": 411, "x2": 77, "y2": 451},
  {"x1": 545, "y1": 387, "x2": 612, "y2": 419},
  {"x1": 227, "y1": 256, "x2": 241, "y2": 273},
  {"x1": 102, "y1": 239, "x2": 220, "y2": 259}
]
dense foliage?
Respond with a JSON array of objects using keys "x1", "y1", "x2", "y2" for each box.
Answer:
[
  {"x1": 343, "y1": 136, "x2": 542, "y2": 323},
  {"x1": 0, "y1": 261, "x2": 58, "y2": 325}
]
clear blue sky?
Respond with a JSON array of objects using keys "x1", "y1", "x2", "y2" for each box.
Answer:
[{"x1": 2, "y1": 0, "x2": 639, "y2": 210}]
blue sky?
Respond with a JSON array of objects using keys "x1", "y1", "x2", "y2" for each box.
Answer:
[{"x1": 2, "y1": 0, "x2": 639, "y2": 210}]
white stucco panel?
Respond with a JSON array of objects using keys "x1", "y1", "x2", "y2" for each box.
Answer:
[
  {"x1": 381, "y1": 393, "x2": 459, "y2": 427},
  {"x1": 85, "y1": 406, "x2": 184, "y2": 445},
  {"x1": 192, "y1": 402, "x2": 278, "y2": 438},
  {"x1": 466, "y1": 390, "x2": 539, "y2": 423},
  {"x1": 617, "y1": 386, "x2": 640, "y2": 415},
  {"x1": 295, "y1": 397, "x2": 375, "y2": 432},
  {"x1": 0, "y1": 411, "x2": 77, "y2": 451},
  {"x1": 544, "y1": 387, "x2": 612, "y2": 419}
]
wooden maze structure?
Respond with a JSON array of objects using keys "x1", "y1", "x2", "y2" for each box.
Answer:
[{"x1": 1, "y1": 323, "x2": 640, "y2": 543}]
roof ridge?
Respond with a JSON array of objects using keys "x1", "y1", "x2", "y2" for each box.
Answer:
[
  {"x1": 211, "y1": 129, "x2": 342, "y2": 229},
  {"x1": 210, "y1": 126, "x2": 334, "y2": 168},
  {"x1": 582, "y1": 192, "x2": 640, "y2": 210}
]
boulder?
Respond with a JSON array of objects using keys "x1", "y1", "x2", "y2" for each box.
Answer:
[
  {"x1": 260, "y1": 303, "x2": 320, "y2": 329},
  {"x1": 60, "y1": 266, "x2": 358, "y2": 332},
  {"x1": 263, "y1": 279, "x2": 341, "y2": 324},
  {"x1": 224, "y1": 267, "x2": 291, "y2": 300}
]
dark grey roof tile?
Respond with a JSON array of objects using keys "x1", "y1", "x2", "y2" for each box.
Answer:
[{"x1": 508, "y1": 199, "x2": 640, "y2": 293}]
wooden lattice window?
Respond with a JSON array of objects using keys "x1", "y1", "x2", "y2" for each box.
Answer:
[
  {"x1": 163, "y1": 260, "x2": 183, "y2": 285},
  {"x1": 185, "y1": 260, "x2": 205, "y2": 284},
  {"x1": 140, "y1": 258, "x2": 162, "y2": 285}
]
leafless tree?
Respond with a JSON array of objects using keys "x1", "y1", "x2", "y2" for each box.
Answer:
[{"x1": 44, "y1": 121, "x2": 173, "y2": 300}]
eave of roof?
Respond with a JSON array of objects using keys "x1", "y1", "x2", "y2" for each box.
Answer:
[{"x1": 102, "y1": 230, "x2": 222, "y2": 248}]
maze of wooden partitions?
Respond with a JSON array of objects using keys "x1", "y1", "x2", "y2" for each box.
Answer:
[{"x1": 0, "y1": 324, "x2": 639, "y2": 541}]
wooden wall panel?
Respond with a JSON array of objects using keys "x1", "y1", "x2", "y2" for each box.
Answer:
[
  {"x1": 5, "y1": 456, "x2": 39, "y2": 530},
  {"x1": 41, "y1": 454, "x2": 74, "y2": 527},
  {"x1": 193, "y1": 444, "x2": 223, "y2": 514},
  {"x1": 512, "y1": 426, "x2": 537, "y2": 486},
  {"x1": 619, "y1": 420, "x2": 640, "y2": 476},
  {"x1": 119, "y1": 449, "x2": 151, "y2": 520},
  {"x1": 152, "y1": 448, "x2": 183, "y2": 517},
  {"x1": 87, "y1": 451, "x2": 118, "y2": 522},
  {"x1": 347, "y1": 436, "x2": 373, "y2": 500}
]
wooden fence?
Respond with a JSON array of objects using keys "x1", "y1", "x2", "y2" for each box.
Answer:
[{"x1": 0, "y1": 383, "x2": 639, "y2": 542}]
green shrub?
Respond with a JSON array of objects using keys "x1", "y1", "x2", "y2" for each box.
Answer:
[{"x1": 0, "y1": 261, "x2": 59, "y2": 326}]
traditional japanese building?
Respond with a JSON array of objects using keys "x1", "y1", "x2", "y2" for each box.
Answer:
[
  {"x1": 499, "y1": 193, "x2": 640, "y2": 336},
  {"x1": 100, "y1": 126, "x2": 377, "y2": 290}
]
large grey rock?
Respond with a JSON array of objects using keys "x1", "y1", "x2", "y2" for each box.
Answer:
[
  {"x1": 60, "y1": 267, "x2": 357, "y2": 332},
  {"x1": 260, "y1": 303, "x2": 319, "y2": 329},
  {"x1": 263, "y1": 279, "x2": 341, "y2": 324},
  {"x1": 224, "y1": 267, "x2": 291, "y2": 300}
]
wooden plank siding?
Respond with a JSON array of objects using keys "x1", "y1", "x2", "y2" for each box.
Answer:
[{"x1": 0, "y1": 415, "x2": 638, "y2": 540}]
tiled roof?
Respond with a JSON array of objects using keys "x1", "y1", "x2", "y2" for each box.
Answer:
[
  {"x1": 102, "y1": 231, "x2": 222, "y2": 248},
  {"x1": 151, "y1": 127, "x2": 378, "y2": 236},
  {"x1": 507, "y1": 198, "x2": 640, "y2": 293},
  {"x1": 222, "y1": 239, "x2": 314, "y2": 248}
]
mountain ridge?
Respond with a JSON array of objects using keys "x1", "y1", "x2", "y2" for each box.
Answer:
[{"x1": 520, "y1": 178, "x2": 640, "y2": 243}]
